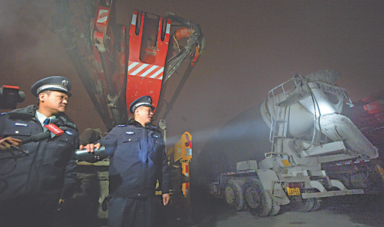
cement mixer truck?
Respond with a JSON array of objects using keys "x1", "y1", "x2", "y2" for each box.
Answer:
[{"x1": 203, "y1": 70, "x2": 379, "y2": 217}]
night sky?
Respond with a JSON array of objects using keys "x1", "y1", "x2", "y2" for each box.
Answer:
[{"x1": 1, "y1": 0, "x2": 384, "y2": 155}]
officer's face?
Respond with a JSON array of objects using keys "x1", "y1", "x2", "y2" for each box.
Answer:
[
  {"x1": 135, "y1": 106, "x2": 153, "y2": 125},
  {"x1": 40, "y1": 91, "x2": 69, "y2": 114}
]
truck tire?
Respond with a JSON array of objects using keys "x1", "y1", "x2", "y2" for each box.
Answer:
[
  {"x1": 270, "y1": 200, "x2": 281, "y2": 216},
  {"x1": 224, "y1": 179, "x2": 244, "y2": 211},
  {"x1": 337, "y1": 175, "x2": 352, "y2": 188},
  {"x1": 350, "y1": 172, "x2": 371, "y2": 190},
  {"x1": 299, "y1": 198, "x2": 315, "y2": 212},
  {"x1": 244, "y1": 178, "x2": 272, "y2": 217},
  {"x1": 310, "y1": 198, "x2": 322, "y2": 211}
]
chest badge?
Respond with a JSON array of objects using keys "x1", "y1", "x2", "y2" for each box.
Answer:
[
  {"x1": 14, "y1": 123, "x2": 28, "y2": 127},
  {"x1": 65, "y1": 131, "x2": 73, "y2": 136},
  {"x1": 125, "y1": 131, "x2": 135, "y2": 135}
]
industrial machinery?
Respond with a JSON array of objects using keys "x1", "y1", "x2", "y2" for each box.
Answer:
[
  {"x1": 322, "y1": 89, "x2": 384, "y2": 193},
  {"x1": 0, "y1": 85, "x2": 25, "y2": 109},
  {"x1": 53, "y1": 0, "x2": 205, "y2": 129},
  {"x1": 347, "y1": 90, "x2": 384, "y2": 152},
  {"x1": 200, "y1": 70, "x2": 380, "y2": 216},
  {"x1": 165, "y1": 132, "x2": 193, "y2": 221}
]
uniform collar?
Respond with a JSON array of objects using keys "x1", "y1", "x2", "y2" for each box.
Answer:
[
  {"x1": 35, "y1": 110, "x2": 56, "y2": 127},
  {"x1": 7, "y1": 105, "x2": 78, "y2": 131},
  {"x1": 128, "y1": 118, "x2": 156, "y2": 129},
  {"x1": 128, "y1": 118, "x2": 144, "y2": 127}
]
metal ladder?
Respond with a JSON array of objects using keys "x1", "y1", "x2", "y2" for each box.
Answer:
[{"x1": 267, "y1": 78, "x2": 297, "y2": 154}]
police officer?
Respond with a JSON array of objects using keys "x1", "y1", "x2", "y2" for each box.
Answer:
[
  {"x1": 0, "y1": 76, "x2": 79, "y2": 227},
  {"x1": 81, "y1": 95, "x2": 170, "y2": 227}
]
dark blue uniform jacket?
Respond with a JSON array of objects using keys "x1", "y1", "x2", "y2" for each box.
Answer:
[
  {"x1": 99, "y1": 119, "x2": 169, "y2": 198},
  {"x1": 0, "y1": 105, "x2": 79, "y2": 202}
]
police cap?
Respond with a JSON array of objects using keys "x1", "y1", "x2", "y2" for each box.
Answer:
[
  {"x1": 129, "y1": 95, "x2": 155, "y2": 113},
  {"x1": 31, "y1": 76, "x2": 72, "y2": 97}
]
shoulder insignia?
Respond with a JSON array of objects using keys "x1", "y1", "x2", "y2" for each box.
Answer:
[
  {"x1": 117, "y1": 125, "x2": 127, "y2": 127},
  {"x1": 0, "y1": 112, "x2": 8, "y2": 117}
]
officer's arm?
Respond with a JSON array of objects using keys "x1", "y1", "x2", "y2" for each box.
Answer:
[
  {"x1": 0, "y1": 113, "x2": 21, "y2": 150},
  {"x1": 161, "y1": 143, "x2": 170, "y2": 205},
  {"x1": 95, "y1": 126, "x2": 120, "y2": 155},
  {"x1": 60, "y1": 134, "x2": 79, "y2": 200},
  {"x1": 0, "y1": 113, "x2": 5, "y2": 137},
  {"x1": 161, "y1": 142, "x2": 170, "y2": 195}
]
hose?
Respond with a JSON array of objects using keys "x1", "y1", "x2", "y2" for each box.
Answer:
[{"x1": 163, "y1": 13, "x2": 203, "y2": 81}]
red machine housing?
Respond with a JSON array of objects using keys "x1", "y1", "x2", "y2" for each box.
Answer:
[
  {"x1": 54, "y1": 0, "x2": 205, "y2": 130},
  {"x1": 126, "y1": 10, "x2": 171, "y2": 115}
]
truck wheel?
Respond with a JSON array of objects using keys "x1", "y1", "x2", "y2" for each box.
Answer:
[
  {"x1": 224, "y1": 179, "x2": 244, "y2": 211},
  {"x1": 350, "y1": 172, "x2": 371, "y2": 190},
  {"x1": 310, "y1": 198, "x2": 322, "y2": 211},
  {"x1": 337, "y1": 175, "x2": 351, "y2": 188},
  {"x1": 299, "y1": 198, "x2": 315, "y2": 212},
  {"x1": 244, "y1": 178, "x2": 272, "y2": 217},
  {"x1": 270, "y1": 200, "x2": 281, "y2": 216}
]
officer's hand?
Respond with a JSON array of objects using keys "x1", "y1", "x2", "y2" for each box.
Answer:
[
  {"x1": 0, "y1": 137, "x2": 21, "y2": 150},
  {"x1": 79, "y1": 143, "x2": 101, "y2": 153},
  {"x1": 162, "y1": 193, "x2": 170, "y2": 206}
]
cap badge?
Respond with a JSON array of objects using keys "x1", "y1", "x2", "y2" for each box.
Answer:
[{"x1": 62, "y1": 80, "x2": 68, "y2": 88}]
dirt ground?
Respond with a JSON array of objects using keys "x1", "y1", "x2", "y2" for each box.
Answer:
[{"x1": 54, "y1": 193, "x2": 384, "y2": 227}]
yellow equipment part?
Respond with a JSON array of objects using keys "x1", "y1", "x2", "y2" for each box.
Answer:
[
  {"x1": 168, "y1": 132, "x2": 192, "y2": 163},
  {"x1": 167, "y1": 132, "x2": 192, "y2": 199}
]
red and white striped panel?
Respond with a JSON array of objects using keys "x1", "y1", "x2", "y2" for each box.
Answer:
[
  {"x1": 97, "y1": 9, "x2": 109, "y2": 24},
  {"x1": 128, "y1": 61, "x2": 164, "y2": 80}
]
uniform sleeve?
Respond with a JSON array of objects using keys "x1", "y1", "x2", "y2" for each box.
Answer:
[
  {"x1": 96, "y1": 126, "x2": 120, "y2": 155},
  {"x1": 60, "y1": 132, "x2": 79, "y2": 200},
  {"x1": 161, "y1": 139, "x2": 170, "y2": 194},
  {"x1": 0, "y1": 113, "x2": 7, "y2": 137}
]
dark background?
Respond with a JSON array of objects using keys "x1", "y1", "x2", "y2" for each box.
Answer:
[{"x1": 1, "y1": 0, "x2": 384, "y2": 154}]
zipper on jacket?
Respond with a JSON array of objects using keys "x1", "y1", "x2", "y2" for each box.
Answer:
[
  {"x1": 141, "y1": 127, "x2": 148, "y2": 193},
  {"x1": 24, "y1": 117, "x2": 44, "y2": 194}
]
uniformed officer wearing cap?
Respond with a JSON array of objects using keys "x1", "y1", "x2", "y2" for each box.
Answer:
[
  {"x1": 0, "y1": 76, "x2": 79, "y2": 227},
  {"x1": 81, "y1": 95, "x2": 170, "y2": 227}
]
